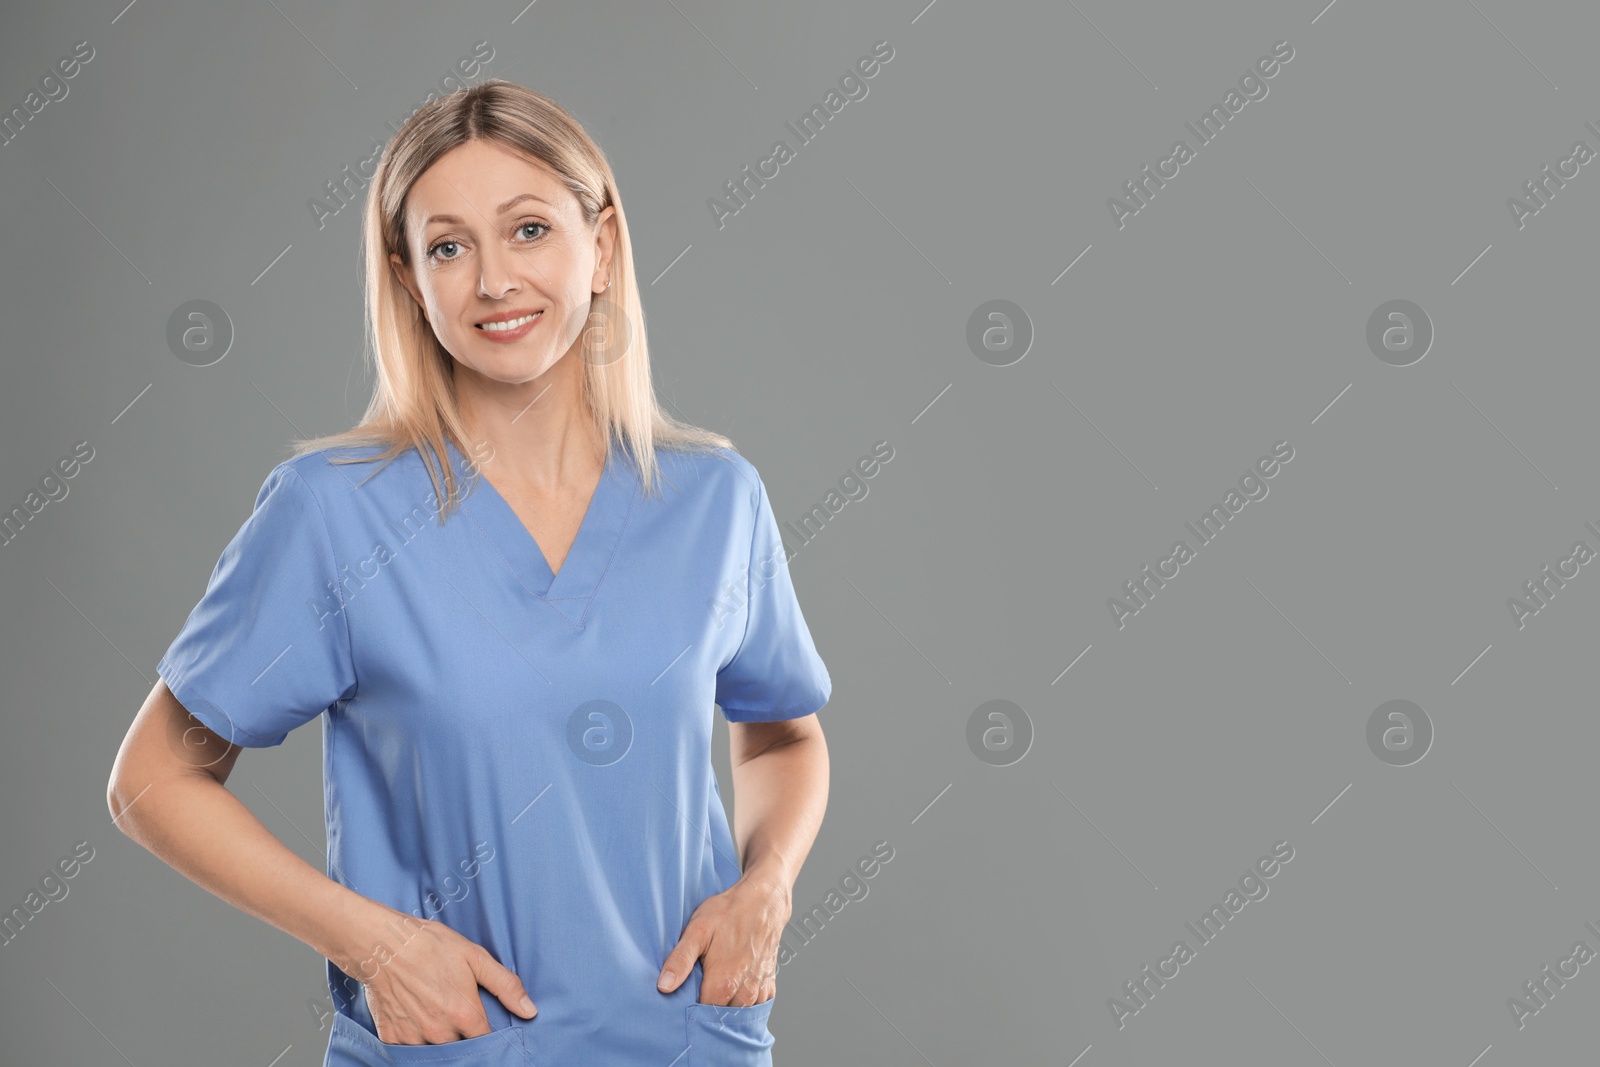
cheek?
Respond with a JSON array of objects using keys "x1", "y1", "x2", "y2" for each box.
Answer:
[
  {"x1": 543, "y1": 243, "x2": 593, "y2": 294},
  {"x1": 420, "y1": 276, "x2": 473, "y2": 327}
]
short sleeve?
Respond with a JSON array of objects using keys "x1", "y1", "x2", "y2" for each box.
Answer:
[
  {"x1": 714, "y1": 475, "x2": 831, "y2": 722},
  {"x1": 156, "y1": 462, "x2": 357, "y2": 747}
]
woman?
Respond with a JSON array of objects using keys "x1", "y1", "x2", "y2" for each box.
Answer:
[{"x1": 106, "y1": 80, "x2": 832, "y2": 1066}]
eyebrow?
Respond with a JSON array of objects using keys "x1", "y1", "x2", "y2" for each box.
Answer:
[{"x1": 423, "y1": 193, "x2": 554, "y2": 227}]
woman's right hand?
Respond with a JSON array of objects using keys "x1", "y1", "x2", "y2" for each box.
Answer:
[{"x1": 350, "y1": 905, "x2": 537, "y2": 1045}]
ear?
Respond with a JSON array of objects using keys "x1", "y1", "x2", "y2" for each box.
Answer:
[
  {"x1": 592, "y1": 205, "x2": 618, "y2": 294},
  {"x1": 389, "y1": 251, "x2": 429, "y2": 322}
]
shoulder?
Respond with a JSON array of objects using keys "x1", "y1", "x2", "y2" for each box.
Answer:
[
  {"x1": 651, "y1": 445, "x2": 765, "y2": 513},
  {"x1": 257, "y1": 444, "x2": 408, "y2": 515}
]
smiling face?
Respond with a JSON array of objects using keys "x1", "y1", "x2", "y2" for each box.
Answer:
[{"x1": 389, "y1": 139, "x2": 616, "y2": 386}]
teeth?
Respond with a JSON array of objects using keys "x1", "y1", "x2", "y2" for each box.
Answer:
[{"x1": 479, "y1": 312, "x2": 540, "y2": 331}]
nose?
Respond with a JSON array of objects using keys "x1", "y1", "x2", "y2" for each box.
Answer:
[{"x1": 476, "y1": 240, "x2": 520, "y2": 300}]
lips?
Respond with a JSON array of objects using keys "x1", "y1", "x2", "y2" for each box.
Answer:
[{"x1": 475, "y1": 310, "x2": 543, "y2": 332}]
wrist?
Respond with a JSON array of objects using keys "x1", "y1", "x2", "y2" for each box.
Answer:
[
  {"x1": 316, "y1": 891, "x2": 408, "y2": 978},
  {"x1": 737, "y1": 859, "x2": 794, "y2": 908}
]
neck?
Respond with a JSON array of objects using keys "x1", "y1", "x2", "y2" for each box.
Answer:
[{"x1": 454, "y1": 352, "x2": 605, "y2": 490}]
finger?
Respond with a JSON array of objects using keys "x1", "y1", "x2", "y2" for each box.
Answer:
[
  {"x1": 697, "y1": 952, "x2": 757, "y2": 1006},
  {"x1": 659, "y1": 925, "x2": 707, "y2": 993},
  {"x1": 467, "y1": 947, "x2": 537, "y2": 1018},
  {"x1": 698, "y1": 966, "x2": 745, "y2": 1006}
]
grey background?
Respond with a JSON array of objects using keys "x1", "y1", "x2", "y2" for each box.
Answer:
[{"x1": 2, "y1": 0, "x2": 1596, "y2": 1063}]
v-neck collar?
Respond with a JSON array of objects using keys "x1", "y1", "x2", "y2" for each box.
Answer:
[{"x1": 445, "y1": 436, "x2": 638, "y2": 626}]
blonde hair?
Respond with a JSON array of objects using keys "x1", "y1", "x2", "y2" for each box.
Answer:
[{"x1": 293, "y1": 78, "x2": 732, "y2": 513}]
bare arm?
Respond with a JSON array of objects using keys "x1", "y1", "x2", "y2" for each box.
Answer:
[
  {"x1": 106, "y1": 680, "x2": 537, "y2": 1043},
  {"x1": 656, "y1": 712, "x2": 829, "y2": 1005},
  {"x1": 106, "y1": 680, "x2": 378, "y2": 967},
  {"x1": 727, "y1": 713, "x2": 830, "y2": 896}
]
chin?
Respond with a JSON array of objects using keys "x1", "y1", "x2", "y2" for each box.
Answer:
[{"x1": 478, "y1": 354, "x2": 560, "y2": 385}]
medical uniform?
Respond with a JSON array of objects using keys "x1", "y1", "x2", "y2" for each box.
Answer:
[{"x1": 156, "y1": 439, "x2": 831, "y2": 1066}]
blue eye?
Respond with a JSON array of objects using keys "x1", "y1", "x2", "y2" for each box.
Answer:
[
  {"x1": 427, "y1": 240, "x2": 462, "y2": 262},
  {"x1": 426, "y1": 221, "x2": 550, "y2": 264}
]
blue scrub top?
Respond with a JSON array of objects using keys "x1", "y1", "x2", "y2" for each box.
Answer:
[{"x1": 156, "y1": 439, "x2": 832, "y2": 1066}]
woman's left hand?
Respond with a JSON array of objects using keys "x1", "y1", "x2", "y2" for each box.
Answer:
[{"x1": 658, "y1": 874, "x2": 792, "y2": 1006}]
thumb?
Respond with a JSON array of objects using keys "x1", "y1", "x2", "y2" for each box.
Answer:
[
  {"x1": 659, "y1": 924, "x2": 706, "y2": 993},
  {"x1": 468, "y1": 948, "x2": 537, "y2": 1019}
]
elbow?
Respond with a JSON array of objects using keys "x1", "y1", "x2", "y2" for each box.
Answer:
[
  {"x1": 106, "y1": 761, "x2": 159, "y2": 837},
  {"x1": 105, "y1": 772, "x2": 135, "y2": 834}
]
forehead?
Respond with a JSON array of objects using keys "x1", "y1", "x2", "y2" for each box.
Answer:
[{"x1": 407, "y1": 140, "x2": 572, "y2": 227}]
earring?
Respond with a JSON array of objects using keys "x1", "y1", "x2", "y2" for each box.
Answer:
[{"x1": 604, "y1": 277, "x2": 612, "y2": 290}]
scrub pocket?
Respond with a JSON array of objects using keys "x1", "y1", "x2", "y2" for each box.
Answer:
[
  {"x1": 325, "y1": 1009, "x2": 531, "y2": 1065},
  {"x1": 684, "y1": 1000, "x2": 776, "y2": 1067}
]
